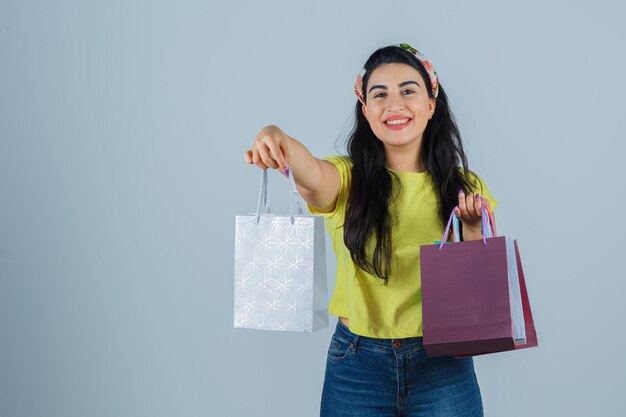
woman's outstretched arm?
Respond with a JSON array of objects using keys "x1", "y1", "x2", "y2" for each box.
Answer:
[{"x1": 244, "y1": 125, "x2": 340, "y2": 212}]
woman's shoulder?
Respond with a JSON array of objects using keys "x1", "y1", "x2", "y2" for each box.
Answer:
[
  {"x1": 457, "y1": 167, "x2": 488, "y2": 185},
  {"x1": 320, "y1": 155, "x2": 353, "y2": 180},
  {"x1": 458, "y1": 167, "x2": 499, "y2": 210}
]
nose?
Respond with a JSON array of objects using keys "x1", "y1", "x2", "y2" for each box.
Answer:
[{"x1": 385, "y1": 94, "x2": 405, "y2": 111}]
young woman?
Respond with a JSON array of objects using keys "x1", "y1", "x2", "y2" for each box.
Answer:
[{"x1": 243, "y1": 43, "x2": 497, "y2": 417}]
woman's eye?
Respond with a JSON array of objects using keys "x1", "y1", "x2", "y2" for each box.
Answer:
[{"x1": 373, "y1": 90, "x2": 412, "y2": 98}]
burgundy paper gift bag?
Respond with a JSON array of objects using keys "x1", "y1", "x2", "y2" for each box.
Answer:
[{"x1": 419, "y1": 205, "x2": 538, "y2": 358}]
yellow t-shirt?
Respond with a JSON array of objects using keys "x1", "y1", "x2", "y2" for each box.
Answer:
[{"x1": 306, "y1": 155, "x2": 499, "y2": 339}]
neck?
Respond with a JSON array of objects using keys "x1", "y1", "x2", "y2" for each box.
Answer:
[{"x1": 383, "y1": 140, "x2": 424, "y2": 172}]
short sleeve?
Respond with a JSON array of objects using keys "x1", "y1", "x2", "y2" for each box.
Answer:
[
  {"x1": 305, "y1": 155, "x2": 352, "y2": 217},
  {"x1": 467, "y1": 172, "x2": 499, "y2": 212}
]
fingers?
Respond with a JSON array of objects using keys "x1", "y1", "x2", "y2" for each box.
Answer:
[
  {"x1": 266, "y1": 141, "x2": 289, "y2": 172},
  {"x1": 243, "y1": 126, "x2": 292, "y2": 176},
  {"x1": 456, "y1": 189, "x2": 483, "y2": 223},
  {"x1": 243, "y1": 147, "x2": 271, "y2": 169},
  {"x1": 467, "y1": 193, "x2": 481, "y2": 218},
  {"x1": 243, "y1": 147, "x2": 269, "y2": 169},
  {"x1": 243, "y1": 150, "x2": 253, "y2": 164},
  {"x1": 256, "y1": 144, "x2": 279, "y2": 170},
  {"x1": 456, "y1": 189, "x2": 468, "y2": 220},
  {"x1": 279, "y1": 141, "x2": 290, "y2": 169}
]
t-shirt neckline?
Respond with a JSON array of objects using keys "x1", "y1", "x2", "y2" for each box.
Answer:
[{"x1": 387, "y1": 168, "x2": 428, "y2": 175}]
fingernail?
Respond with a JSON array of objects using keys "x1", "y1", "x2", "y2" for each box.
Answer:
[
  {"x1": 475, "y1": 193, "x2": 480, "y2": 199},
  {"x1": 284, "y1": 168, "x2": 289, "y2": 176},
  {"x1": 458, "y1": 189, "x2": 464, "y2": 194}
]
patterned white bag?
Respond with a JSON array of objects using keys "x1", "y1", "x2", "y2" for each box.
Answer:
[{"x1": 233, "y1": 168, "x2": 329, "y2": 332}]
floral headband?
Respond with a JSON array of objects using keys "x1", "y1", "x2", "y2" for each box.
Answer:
[{"x1": 353, "y1": 43, "x2": 439, "y2": 105}]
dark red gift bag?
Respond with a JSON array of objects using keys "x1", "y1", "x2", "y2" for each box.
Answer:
[{"x1": 419, "y1": 205, "x2": 538, "y2": 358}]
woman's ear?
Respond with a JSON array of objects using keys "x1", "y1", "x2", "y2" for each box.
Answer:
[
  {"x1": 361, "y1": 103, "x2": 368, "y2": 119},
  {"x1": 428, "y1": 98, "x2": 436, "y2": 116}
]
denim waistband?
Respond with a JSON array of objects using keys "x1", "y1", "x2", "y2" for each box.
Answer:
[{"x1": 334, "y1": 319, "x2": 424, "y2": 354}]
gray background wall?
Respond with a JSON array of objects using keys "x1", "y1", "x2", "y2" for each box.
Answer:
[{"x1": 1, "y1": 0, "x2": 624, "y2": 416}]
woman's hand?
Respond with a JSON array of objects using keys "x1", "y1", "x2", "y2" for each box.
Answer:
[
  {"x1": 455, "y1": 189, "x2": 491, "y2": 241},
  {"x1": 243, "y1": 125, "x2": 291, "y2": 177}
]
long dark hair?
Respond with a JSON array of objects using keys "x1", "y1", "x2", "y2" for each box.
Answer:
[{"x1": 343, "y1": 45, "x2": 480, "y2": 285}]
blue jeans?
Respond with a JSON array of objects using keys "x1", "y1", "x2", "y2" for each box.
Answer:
[{"x1": 320, "y1": 319, "x2": 484, "y2": 417}]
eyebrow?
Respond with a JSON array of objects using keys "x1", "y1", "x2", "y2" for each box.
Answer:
[{"x1": 368, "y1": 80, "x2": 420, "y2": 94}]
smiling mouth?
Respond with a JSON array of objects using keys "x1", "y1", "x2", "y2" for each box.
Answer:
[
  {"x1": 385, "y1": 118, "x2": 410, "y2": 125},
  {"x1": 384, "y1": 118, "x2": 412, "y2": 130}
]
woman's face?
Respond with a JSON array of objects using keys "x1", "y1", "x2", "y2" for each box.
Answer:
[{"x1": 362, "y1": 63, "x2": 436, "y2": 150}]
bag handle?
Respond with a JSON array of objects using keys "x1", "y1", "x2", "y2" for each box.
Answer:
[
  {"x1": 255, "y1": 168, "x2": 271, "y2": 221},
  {"x1": 254, "y1": 165, "x2": 304, "y2": 224},
  {"x1": 288, "y1": 165, "x2": 305, "y2": 221},
  {"x1": 438, "y1": 201, "x2": 496, "y2": 250}
]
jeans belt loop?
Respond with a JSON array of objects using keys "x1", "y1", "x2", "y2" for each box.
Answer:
[{"x1": 351, "y1": 334, "x2": 360, "y2": 353}]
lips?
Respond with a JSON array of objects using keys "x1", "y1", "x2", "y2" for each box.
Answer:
[
  {"x1": 384, "y1": 115, "x2": 412, "y2": 123},
  {"x1": 383, "y1": 116, "x2": 413, "y2": 130}
]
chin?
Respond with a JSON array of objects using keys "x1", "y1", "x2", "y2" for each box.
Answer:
[{"x1": 376, "y1": 129, "x2": 421, "y2": 143}]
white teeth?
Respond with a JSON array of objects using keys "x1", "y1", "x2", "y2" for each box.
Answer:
[{"x1": 386, "y1": 118, "x2": 409, "y2": 125}]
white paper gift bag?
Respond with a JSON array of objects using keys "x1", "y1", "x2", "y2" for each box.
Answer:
[{"x1": 233, "y1": 168, "x2": 329, "y2": 332}]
